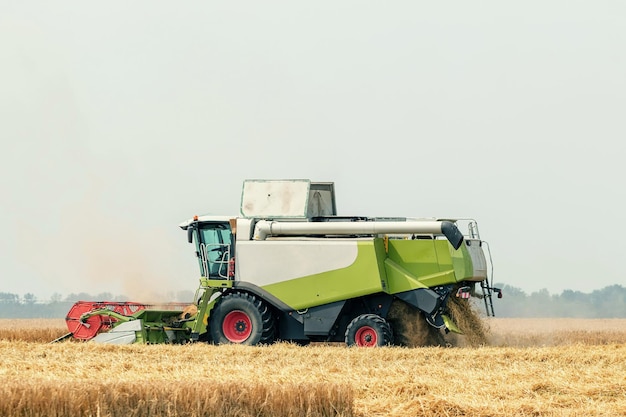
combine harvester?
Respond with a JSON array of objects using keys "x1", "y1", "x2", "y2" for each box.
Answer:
[{"x1": 59, "y1": 179, "x2": 500, "y2": 346}]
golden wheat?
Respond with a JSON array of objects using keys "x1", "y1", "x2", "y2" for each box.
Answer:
[
  {"x1": 2, "y1": 318, "x2": 626, "y2": 416},
  {"x1": 0, "y1": 341, "x2": 625, "y2": 416},
  {"x1": 1, "y1": 379, "x2": 352, "y2": 417},
  {"x1": 486, "y1": 318, "x2": 626, "y2": 347},
  {"x1": 0, "y1": 319, "x2": 68, "y2": 342}
]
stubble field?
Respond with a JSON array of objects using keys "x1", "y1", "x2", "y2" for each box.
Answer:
[{"x1": 1, "y1": 317, "x2": 625, "y2": 417}]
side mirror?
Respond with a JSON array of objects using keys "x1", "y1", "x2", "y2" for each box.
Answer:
[{"x1": 187, "y1": 226, "x2": 194, "y2": 243}]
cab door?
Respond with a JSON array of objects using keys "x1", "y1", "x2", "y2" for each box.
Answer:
[{"x1": 196, "y1": 222, "x2": 233, "y2": 279}]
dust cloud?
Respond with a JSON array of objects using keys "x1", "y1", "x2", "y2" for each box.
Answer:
[
  {"x1": 387, "y1": 297, "x2": 491, "y2": 348},
  {"x1": 10, "y1": 187, "x2": 196, "y2": 303},
  {"x1": 387, "y1": 300, "x2": 446, "y2": 347},
  {"x1": 445, "y1": 296, "x2": 491, "y2": 347}
]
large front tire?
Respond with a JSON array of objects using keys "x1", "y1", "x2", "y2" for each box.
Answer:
[
  {"x1": 209, "y1": 292, "x2": 276, "y2": 345},
  {"x1": 345, "y1": 314, "x2": 393, "y2": 347}
]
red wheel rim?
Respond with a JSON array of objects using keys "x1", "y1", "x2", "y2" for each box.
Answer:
[
  {"x1": 355, "y1": 326, "x2": 378, "y2": 347},
  {"x1": 222, "y1": 310, "x2": 252, "y2": 343}
]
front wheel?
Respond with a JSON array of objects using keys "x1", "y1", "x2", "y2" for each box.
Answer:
[
  {"x1": 209, "y1": 292, "x2": 276, "y2": 345},
  {"x1": 345, "y1": 314, "x2": 393, "y2": 347}
]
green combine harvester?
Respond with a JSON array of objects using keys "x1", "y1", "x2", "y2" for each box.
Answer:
[{"x1": 62, "y1": 179, "x2": 499, "y2": 346}]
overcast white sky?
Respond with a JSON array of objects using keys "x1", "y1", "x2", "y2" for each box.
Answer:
[{"x1": 1, "y1": 1, "x2": 625, "y2": 301}]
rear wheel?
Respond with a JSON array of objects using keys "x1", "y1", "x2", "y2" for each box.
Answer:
[
  {"x1": 209, "y1": 292, "x2": 276, "y2": 345},
  {"x1": 345, "y1": 314, "x2": 393, "y2": 347}
]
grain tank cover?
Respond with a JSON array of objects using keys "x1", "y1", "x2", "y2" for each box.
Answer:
[{"x1": 240, "y1": 179, "x2": 336, "y2": 218}]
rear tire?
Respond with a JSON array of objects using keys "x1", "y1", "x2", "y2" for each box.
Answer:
[
  {"x1": 345, "y1": 314, "x2": 393, "y2": 347},
  {"x1": 209, "y1": 292, "x2": 276, "y2": 345}
]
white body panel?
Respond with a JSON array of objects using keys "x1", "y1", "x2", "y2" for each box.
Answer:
[
  {"x1": 235, "y1": 239, "x2": 359, "y2": 286},
  {"x1": 466, "y1": 239, "x2": 488, "y2": 281},
  {"x1": 91, "y1": 320, "x2": 141, "y2": 345}
]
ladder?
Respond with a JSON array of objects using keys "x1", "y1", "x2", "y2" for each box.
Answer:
[{"x1": 479, "y1": 240, "x2": 500, "y2": 317}]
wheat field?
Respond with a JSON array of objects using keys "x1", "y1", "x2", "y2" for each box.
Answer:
[{"x1": 1, "y1": 317, "x2": 625, "y2": 417}]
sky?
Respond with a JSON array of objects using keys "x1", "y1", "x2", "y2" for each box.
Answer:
[{"x1": 1, "y1": 1, "x2": 625, "y2": 302}]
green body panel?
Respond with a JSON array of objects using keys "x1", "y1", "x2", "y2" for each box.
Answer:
[
  {"x1": 387, "y1": 239, "x2": 444, "y2": 277},
  {"x1": 442, "y1": 314, "x2": 462, "y2": 334},
  {"x1": 384, "y1": 239, "x2": 459, "y2": 292},
  {"x1": 384, "y1": 257, "x2": 455, "y2": 293},
  {"x1": 122, "y1": 310, "x2": 190, "y2": 343},
  {"x1": 85, "y1": 309, "x2": 192, "y2": 344},
  {"x1": 450, "y1": 242, "x2": 474, "y2": 281},
  {"x1": 190, "y1": 284, "x2": 222, "y2": 335},
  {"x1": 256, "y1": 238, "x2": 476, "y2": 311},
  {"x1": 261, "y1": 239, "x2": 388, "y2": 310}
]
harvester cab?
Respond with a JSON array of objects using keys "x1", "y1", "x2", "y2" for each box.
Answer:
[
  {"x1": 189, "y1": 218, "x2": 234, "y2": 279},
  {"x1": 59, "y1": 179, "x2": 499, "y2": 346}
]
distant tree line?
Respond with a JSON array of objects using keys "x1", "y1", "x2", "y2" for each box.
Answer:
[
  {"x1": 0, "y1": 286, "x2": 624, "y2": 319},
  {"x1": 489, "y1": 284, "x2": 626, "y2": 318}
]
